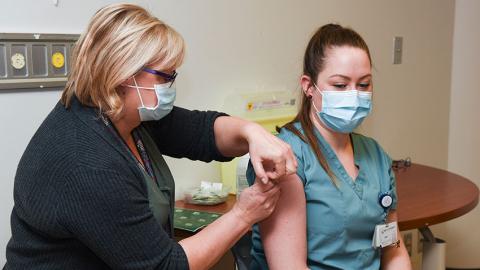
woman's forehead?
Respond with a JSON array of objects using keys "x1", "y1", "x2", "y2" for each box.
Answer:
[{"x1": 321, "y1": 46, "x2": 371, "y2": 78}]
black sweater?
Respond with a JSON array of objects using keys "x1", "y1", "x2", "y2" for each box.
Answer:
[{"x1": 4, "y1": 97, "x2": 230, "y2": 270}]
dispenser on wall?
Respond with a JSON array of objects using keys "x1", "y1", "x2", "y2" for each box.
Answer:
[{"x1": 0, "y1": 33, "x2": 79, "y2": 90}]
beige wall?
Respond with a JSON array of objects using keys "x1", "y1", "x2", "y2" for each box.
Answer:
[
  {"x1": 437, "y1": 0, "x2": 480, "y2": 267},
  {"x1": 0, "y1": 0, "x2": 457, "y2": 265},
  {"x1": 354, "y1": 1, "x2": 454, "y2": 169}
]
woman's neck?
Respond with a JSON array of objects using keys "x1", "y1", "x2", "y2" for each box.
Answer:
[
  {"x1": 110, "y1": 115, "x2": 139, "y2": 143},
  {"x1": 110, "y1": 115, "x2": 146, "y2": 167}
]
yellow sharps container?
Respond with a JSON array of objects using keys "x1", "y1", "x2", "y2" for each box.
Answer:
[{"x1": 220, "y1": 91, "x2": 297, "y2": 194}]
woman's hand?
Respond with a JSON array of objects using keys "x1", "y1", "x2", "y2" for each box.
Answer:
[
  {"x1": 244, "y1": 123, "x2": 297, "y2": 184},
  {"x1": 231, "y1": 179, "x2": 281, "y2": 226},
  {"x1": 213, "y1": 116, "x2": 297, "y2": 183},
  {"x1": 180, "y1": 179, "x2": 280, "y2": 270}
]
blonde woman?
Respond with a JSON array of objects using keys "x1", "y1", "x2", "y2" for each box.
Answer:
[{"x1": 4, "y1": 4, "x2": 296, "y2": 270}]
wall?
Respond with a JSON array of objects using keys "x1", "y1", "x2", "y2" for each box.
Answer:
[
  {"x1": 0, "y1": 0, "x2": 455, "y2": 265},
  {"x1": 440, "y1": 0, "x2": 480, "y2": 267}
]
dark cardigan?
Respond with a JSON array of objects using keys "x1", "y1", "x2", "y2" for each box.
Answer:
[{"x1": 4, "y1": 97, "x2": 231, "y2": 270}]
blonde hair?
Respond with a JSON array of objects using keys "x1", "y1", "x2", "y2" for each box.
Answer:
[{"x1": 62, "y1": 3, "x2": 185, "y2": 119}]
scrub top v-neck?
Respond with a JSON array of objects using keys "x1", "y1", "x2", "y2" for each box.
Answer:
[
  {"x1": 135, "y1": 126, "x2": 176, "y2": 237},
  {"x1": 105, "y1": 120, "x2": 176, "y2": 237},
  {"x1": 247, "y1": 122, "x2": 397, "y2": 270}
]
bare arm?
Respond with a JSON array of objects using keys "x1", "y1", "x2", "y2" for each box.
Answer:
[
  {"x1": 212, "y1": 116, "x2": 251, "y2": 157},
  {"x1": 179, "y1": 210, "x2": 249, "y2": 270},
  {"x1": 258, "y1": 174, "x2": 308, "y2": 270},
  {"x1": 381, "y1": 210, "x2": 412, "y2": 270},
  {"x1": 179, "y1": 180, "x2": 280, "y2": 270},
  {"x1": 214, "y1": 116, "x2": 297, "y2": 183}
]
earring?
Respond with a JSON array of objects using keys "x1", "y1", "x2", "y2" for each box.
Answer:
[{"x1": 303, "y1": 88, "x2": 313, "y2": 99}]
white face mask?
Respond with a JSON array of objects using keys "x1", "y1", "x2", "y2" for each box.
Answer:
[{"x1": 128, "y1": 77, "x2": 176, "y2": 121}]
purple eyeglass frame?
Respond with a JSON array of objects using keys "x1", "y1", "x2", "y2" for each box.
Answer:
[{"x1": 143, "y1": 68, "x2": 177, "y2": 86}]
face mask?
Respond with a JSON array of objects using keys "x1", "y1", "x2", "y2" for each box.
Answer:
[
  {"x1": 130, "y1": 77, "x2": 176, "y2": 121},
  {"x1": 311, "y1": 84, "x2": 372, "y2": 133}
]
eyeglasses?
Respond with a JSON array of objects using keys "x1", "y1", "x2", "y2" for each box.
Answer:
[{"x1": 142, "y1": 68, "x2": 178, "y2": 87}]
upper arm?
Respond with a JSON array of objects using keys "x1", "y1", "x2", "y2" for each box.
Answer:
[
  {"x1": 143, "y1": 106, "x2": 230, "y2": 162},
  {"x1": 259, "y1": 174, "x2": 307, "y2": 270},
  {"x1": 245, "y1": 128, "x2": 306, "y2": 186},
  {"x1": 245, "y1": 127, "x2": 308, "y2": 268},
  {"x1": 58, "y1": 167, "x2": 188, "y2": 270}
]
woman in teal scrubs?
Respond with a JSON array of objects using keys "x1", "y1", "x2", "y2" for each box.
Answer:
[{"x1": 247, "y1": 24, "x2": 411, "y2": 269}]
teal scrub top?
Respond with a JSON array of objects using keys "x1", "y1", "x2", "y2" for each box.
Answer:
[{"x1": 246, "y1": 122, "x2": 397, "y2": 270}]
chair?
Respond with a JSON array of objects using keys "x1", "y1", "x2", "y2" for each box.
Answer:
[{"x1": 231, "y1": 232, "x2": 252, "y2": 270}]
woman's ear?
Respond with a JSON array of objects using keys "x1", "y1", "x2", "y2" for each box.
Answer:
[
  {"x1": 122, "y1": 76, "x2": 134, "y2": 87},
  {"x1": 300, "y1": 75, "x2": 314, "y2": 98},
  {"x1": 119, "y1": 87, "x2": 127, "y2": 96}
]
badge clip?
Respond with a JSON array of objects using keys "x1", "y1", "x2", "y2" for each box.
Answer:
[{"x1": 378, "y1": 193, "x2": 393, "y2": 209}]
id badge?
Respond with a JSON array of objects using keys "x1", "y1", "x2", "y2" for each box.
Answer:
[{"x1": 372, "y1": 221, "x2": 398, "y2": 248}]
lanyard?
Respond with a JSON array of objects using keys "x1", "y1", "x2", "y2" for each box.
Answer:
[
  {"x1": 132, "y1": 130, "x2": 156, "y2": 180},
  {"x1": 101, "y1": 115, "x2": 156, "y2": 181},
  {"x1": 378, "y1": 174, "x2": 392, "y2": 222}
]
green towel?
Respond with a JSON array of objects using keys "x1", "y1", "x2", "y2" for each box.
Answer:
[{"x1": 174, "y1": 208, "x2": 223, "y2": 232}]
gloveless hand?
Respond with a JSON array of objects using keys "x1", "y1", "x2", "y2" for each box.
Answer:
[
  {"x1": 231, "y1": 179, "x2": 281, "y2": 226},
  {"x1": 244, "y1": 123, "x2": 297, "y2": 184}
]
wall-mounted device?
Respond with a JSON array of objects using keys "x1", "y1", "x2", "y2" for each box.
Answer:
[
  {"x1": 393, "y1": 36, "x2": 403, "y2": 65},
  {"x1": 0, "y1": 33, "x2": 79, "y2": 90}
]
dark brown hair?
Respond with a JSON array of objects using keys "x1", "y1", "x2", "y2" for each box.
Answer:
[{"x1": 279, "y1": 23, "x2": 372, "y2": 186}]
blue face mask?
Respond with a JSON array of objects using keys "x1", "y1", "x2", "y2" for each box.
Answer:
[
  {"x1": 130, "y1": 77, "x2": 176, "y2": 121},
  {"x1": 312, "y1": 84, "x2": 372, "y2": 133}
]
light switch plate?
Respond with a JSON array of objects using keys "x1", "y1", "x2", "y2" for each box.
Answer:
[{"x1": 393, "y1": 36, "x2": 403, "y2": 64}]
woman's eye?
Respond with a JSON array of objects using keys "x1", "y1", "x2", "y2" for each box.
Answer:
[
  {"x1": 358, "y1": 83, "x2": 370, "y2": 89},
  {"x1": 333, "y1": 84, "x2": 347, "y2": 89}
]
